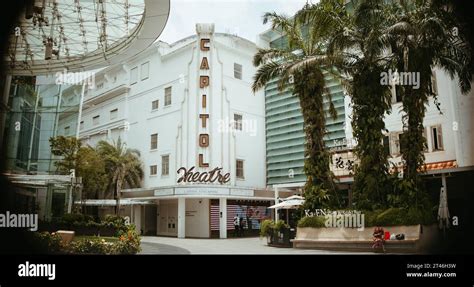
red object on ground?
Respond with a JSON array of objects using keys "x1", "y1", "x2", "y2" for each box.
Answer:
[{"x1": 384, "y1": 231, "x2": 390, "y2": 240}]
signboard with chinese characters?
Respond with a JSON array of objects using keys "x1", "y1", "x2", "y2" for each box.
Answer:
[{"x1": 330, "y1": 149, "x2": 358, "y2": 177}]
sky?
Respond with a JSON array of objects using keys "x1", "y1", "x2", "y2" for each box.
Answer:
[{"x1": 158, "y1": 0, "x2": 312, "y2": 44}]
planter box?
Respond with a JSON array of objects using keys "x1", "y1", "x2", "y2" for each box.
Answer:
[
  {"x1": 292, "y1": 224, "x2": 439, "y2": 253},
  {"x1": 265, "y1": 228, "x2": 292, "y2": 247},
  {"x1": 56, "y1": 230, "x2": 75, "y2": 245}
]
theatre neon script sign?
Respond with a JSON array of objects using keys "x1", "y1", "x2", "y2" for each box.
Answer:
[
  {"x1": 177, "y1": 166, "x2": 230, "y2": 184},
  {"x1": 176, "y1": 35, "x2": 230, "y2": 185}
]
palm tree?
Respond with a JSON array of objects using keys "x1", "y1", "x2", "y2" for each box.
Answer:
[
  {"x1": 326, "y1": 0, "x2": 395, "y2": 209},
  {"x1": 252, "y1": 4, "x2": 340, "y2": 209},
  {"x1": 96, "y1": 138, "x2": 144, "y2": 216},
  {"x1": 386, "y1": 0, "x2": 472, "y2": 204}
]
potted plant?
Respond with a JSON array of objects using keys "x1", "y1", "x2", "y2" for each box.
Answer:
[{"x1": 260, "y1": 220, "x2": 275, "y2": 244}]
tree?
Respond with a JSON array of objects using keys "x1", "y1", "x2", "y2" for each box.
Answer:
[
  {"x1": 49, "y1": 136, "x2": 81, "y2": 174},
  {"x1": 96, "y1": 138, "x2": 143, "y2": 216},
  {"x1": 76, "y1": 146, "x2": 108, "y2": 211},
  {"x1": 386, "y1": 0, "x2": 472, "y2": 207},
  {"x1": 252, "y1": 3, "x2": 341, "y2": 210},
  {"x1": 50, "y1": 136, "x2": 109, "y2": 214},
  {"x1": 326, "y1": 0, "x2": 395, "y2": 209}
]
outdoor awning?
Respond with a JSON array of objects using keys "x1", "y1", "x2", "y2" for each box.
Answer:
[{"x1": 75, "y1": 199, "x2": 154, "y2": 206}]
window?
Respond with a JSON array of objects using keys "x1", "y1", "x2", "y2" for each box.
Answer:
[
  {"x1": 150, "y1": 133, "x2": 158, "y2": 150},
  {"x1": 93, "y1": 115, "x2": 100, "y2": 126},
  {"x1": 236, "y1": 159, "x2": 244, "y2": 179},
  {"x1": 234, "y1": 63, "x2": 242, "y2": 80},
  {"x1": 141, "y1": 62, "x2": 149, "y2": 80},
  {"x1": 430, "y1": 71, "x2": 438, "y2": 96},
  {"x1": 150, "y1": 165, "x2": 157, "y2": 176},
  {"x1": 80, "y1": 121, "x2": 84, "y2": 130},
  {"x1": 431, "y1": 125, "x2": 444, "y2": 151},
  {"x1": 110, "y1": 108, "x2": 118, "y2": 120},
  {"x1": 130, "y1": 67, "x2": 138, "y2": 85},
  {"x1": 422, "y1": 128, "x2": 428, "y2": 152},
  {"x1": 164, "y1": 87, "x2": 172, "y2": 106},
  {"x1": 152, "y1": 99, "x2": 159, "y2": 110},
  {"x1": 161, "y1": 155, "x2": 169, "y2": 176},
  {"x1": 234, "y1": 113, "x2": 242, "y2": 131},
  {"x1": 64, "y1": 126, "x2": 70, "y2": 135}
]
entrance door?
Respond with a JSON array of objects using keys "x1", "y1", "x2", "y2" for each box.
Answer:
[
  {"x1": 144, "y1": 205, "x2": 157, "y2": 235},
  {"x1": 157, "y1": 201, "x2": 178, "y2": 236}
]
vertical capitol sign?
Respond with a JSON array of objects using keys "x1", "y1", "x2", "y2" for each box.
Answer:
[
  {"x1": 198, "y1": 36, "x2": 210, "y2": 167},
  {"x1": 177, "y1": 24, "x2": 230, "y2": 185}
]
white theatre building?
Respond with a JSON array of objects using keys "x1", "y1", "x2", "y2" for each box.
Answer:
[{"x1": 69, "y1": 24, "x2": 275, "y2": 238}]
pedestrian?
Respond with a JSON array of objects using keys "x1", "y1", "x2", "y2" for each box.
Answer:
[
  {"x1": 372, "y1": 226, "x2": 386, "y2": 253},
  {"x1": 233, "y1": 214, "x2": 240, "y2": 237},
  {"x1": 239, "y1": 216, "x2": 244, "y2": 237}
]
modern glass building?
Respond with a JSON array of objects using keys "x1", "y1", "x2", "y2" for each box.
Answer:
[
  {"x1": 0, "y1": 0, "x2": 170, "y2": 221},
  {"x1": 3, "y1": 77, "x2": 81, "y2": 174},
  {"x1": 1, "y1": 75, "x2": 82, "y2": 220},
  {"x1": 260, "y1": 33, "x2": 347, "y2": 186}
]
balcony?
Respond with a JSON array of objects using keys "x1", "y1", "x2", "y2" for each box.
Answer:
[{"x1": 83, "y1": 83, "x2": 130, "y2": 108}]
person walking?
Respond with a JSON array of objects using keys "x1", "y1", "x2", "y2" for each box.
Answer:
[{"x1": 233, "y1": 214, "x2": 240, "y2": 237}]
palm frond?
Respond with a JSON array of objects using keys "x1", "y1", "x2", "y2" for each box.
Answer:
[
  {"x1": 253, "y1": 48, "x2": 294, "y2": 67},
  {"x1": 252, "y1": 61, "x2": 288, "y2": 92}
]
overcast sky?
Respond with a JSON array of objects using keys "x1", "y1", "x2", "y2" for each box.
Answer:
[{"x1": 159, "y1": 0, "x2": 312, "y2": 44}]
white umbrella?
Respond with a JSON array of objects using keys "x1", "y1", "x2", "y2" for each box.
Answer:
[
  {"x1": 268, "y1": 199, "x2": 304, "y2": 209},
  {"x1": 282, "y1": 195, "x2": 304, "y2": 201},
  {"x1": 269, "y1": 198, "x2": 304, "y2": 224},
  {"x1": 437, "y1": 186, "x2": 450, "y2": 231}
]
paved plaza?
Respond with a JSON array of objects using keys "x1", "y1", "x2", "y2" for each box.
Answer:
[{"x1": 139, "y1": 236, "x2": 372, "y2": 254}]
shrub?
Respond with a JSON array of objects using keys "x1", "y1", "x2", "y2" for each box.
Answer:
[
  {"x1": 259, "y1": 220, "x2": 274, "y2": 237},
  {"x1": 405, "y1": 207, "x2": 436, "y2": 225},
  {"x1": 68, "y1": 238, "x2": 114, "y2": 255},
  {"x1": 274, "y1": 220, "x2": 289, "y2": 232},
  {"x1": 368, "y1": 207, "x2": 437, "y2": 227},
  {"x1": 60, "y1": 213, "x2": 94, "y2": 225},
  {"x1": 115, "y1": 225, "x2": 141, "y2": 254},
  {"x1": 373, "y1": 208, "x2": 405, "y2": 226},
  {"x1": 297, "y1": 216, "x2": 326, "y2": 228},
  {"x1": 104, "y1": 215, "x2": 128, "y2": 234},
  {"x1": 364, "y1": 210, "x2": 383, "y2": 227},
  {"x1": 34, "y1": 232, "x2": 63, "y2": 254},
  {"x1": 41, "y1": 214, "x2": 129, "y2": 236},
  {"x1": 67, "y1": 226, "x2": 141, "y2": 255}
]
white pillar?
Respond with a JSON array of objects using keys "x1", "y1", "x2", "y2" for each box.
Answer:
[
  {"x1": 274, "y1": 187, "x2": 279, "y2": 222},
  {"x1": 442, "y1": 173, "x2": 448, "y2": 200},
  {"x1": 219, "y1": 198, "x2": 227, "y2": 239},
  {"x1": 133, "y1": 205, "x2": 141, "y2": 234},
  {"x1": 178, "y1": 197, "x2": 186, "y2": 238}
]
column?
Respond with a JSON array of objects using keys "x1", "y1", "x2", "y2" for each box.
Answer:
[
  {"x1": 442, "y1": 173, "x2": 448, "y2": 202},
  {"x1": 178, "y1": 197, "x2": 186, "y2": 238},
  {"x1": 274, "y1": 186, "x2": 279, "y2": 222},
  {"x1": 219, "y1": 198, "x2": 227, "y2": 239},
  {"x1": 133, "y1": 205, "x2": 141, "y2": 234}
]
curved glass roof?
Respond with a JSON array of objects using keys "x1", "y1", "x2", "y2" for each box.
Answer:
[{"x1": 6, "y1": 0, "x2": 170, "y2": 75}]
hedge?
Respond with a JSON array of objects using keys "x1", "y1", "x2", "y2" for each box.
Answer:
[{"x1": 297, "y1": 216, "x2": 326, "y2": 228}]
